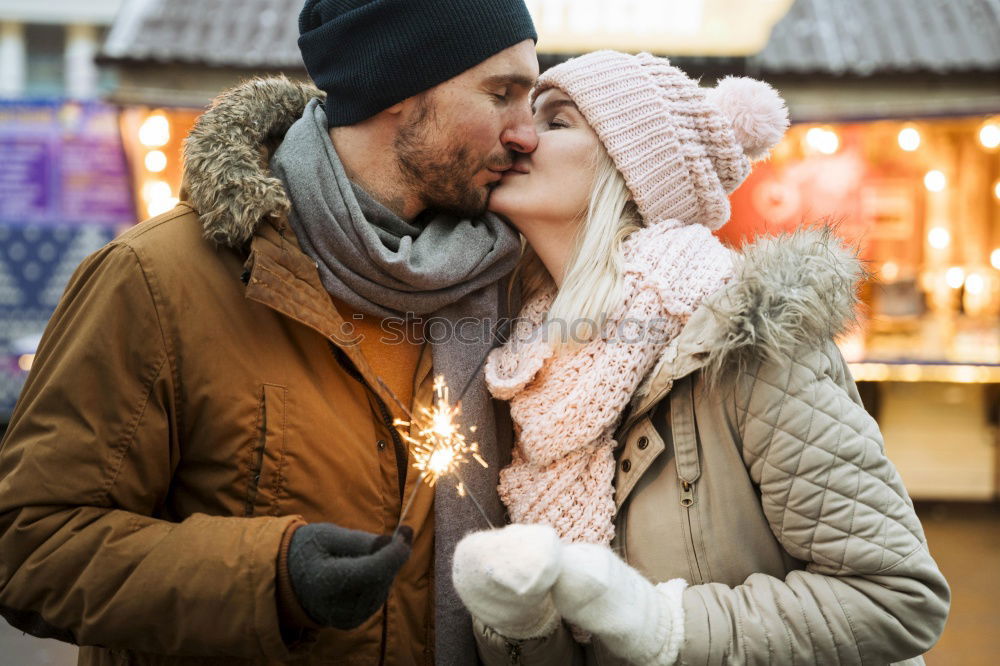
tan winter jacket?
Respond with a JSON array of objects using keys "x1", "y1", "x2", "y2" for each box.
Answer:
[
  {"x1": 475, "y1": 229, "x2": 950, "y2": 665},
  {"x1": 0, "y1": 77, "x2": 513, "y2": 665}
]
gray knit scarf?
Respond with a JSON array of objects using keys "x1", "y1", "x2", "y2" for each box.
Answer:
[{"x1": 270, "y1": 98, "x2": 519, "y2": 665}]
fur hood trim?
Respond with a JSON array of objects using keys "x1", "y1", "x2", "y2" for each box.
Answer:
[
  {"x1": 181, "y1": 76, "x2": 324, "y2": 248},
  {"x1": 633, "y1": 226, "x2": 865, "y2": 409},
  {"x1": 702, "y1": 225, "x2": 866, "y2": 381}
]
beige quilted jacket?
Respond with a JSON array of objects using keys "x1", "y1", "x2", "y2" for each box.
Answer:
[{"x1": 475, "y1": 229, "x2": 950, "y2": 665}]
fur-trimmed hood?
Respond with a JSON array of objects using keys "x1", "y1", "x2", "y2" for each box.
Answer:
[
  {"x1": 181, "y1": 76, "x2": 324, "y2": 248},
  {"x1": 634, "y1": 226, "x2": 866, "y2": 411}
]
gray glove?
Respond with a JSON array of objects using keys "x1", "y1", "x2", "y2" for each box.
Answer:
[{"x1": 287, "y1": 523, "x2": 412, "y2": 630}]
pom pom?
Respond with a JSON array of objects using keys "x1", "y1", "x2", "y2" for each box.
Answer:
[{"x1": 706, "y1": 76, "x2": 789, "y2": 161}]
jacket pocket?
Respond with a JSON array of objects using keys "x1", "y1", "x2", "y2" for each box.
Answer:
[{"x1": 244, "y1": 383, "x2": 288, "y2": 517}]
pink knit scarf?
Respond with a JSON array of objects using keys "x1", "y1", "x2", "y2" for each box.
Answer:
[{"x1": 485, "y1": 220, "x2": 734, "y2": 546}]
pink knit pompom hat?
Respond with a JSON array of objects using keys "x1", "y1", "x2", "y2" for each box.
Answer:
[{"x1": 533, "y1": 50, "x2": 789, "y2": 230}]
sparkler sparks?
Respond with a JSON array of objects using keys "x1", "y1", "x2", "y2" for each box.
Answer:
[{"x1": 394, "y1": 375, "x2": 490, "y2": 527}]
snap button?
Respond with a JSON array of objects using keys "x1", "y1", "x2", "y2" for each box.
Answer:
[
  {"x1": 621, "y1": 459, "x2": 632, "y2": 473},
  {"x1": 377, "y1": 439, "x2": 387, "y2": 451},
  {"x1": 637, "y1": 436, "x2": 649, "y2": 450}
]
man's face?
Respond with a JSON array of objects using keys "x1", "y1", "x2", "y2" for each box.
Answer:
[{"x1": 393, "y1": 39, "x2": 539, "y2": 218}]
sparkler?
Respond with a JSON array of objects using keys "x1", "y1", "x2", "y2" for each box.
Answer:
[
  {"x1": 393, "y1": 375, "x2": 493, "y2": 531},
  {"x1": 374, "y1": 317, "x2": 514, "y2": 535}
]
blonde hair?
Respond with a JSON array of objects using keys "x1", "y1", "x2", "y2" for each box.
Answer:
[{"x1": 513, "y1": 145, "x2": 642, "y2": 347}]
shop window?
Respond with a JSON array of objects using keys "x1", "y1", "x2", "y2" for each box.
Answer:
[
  {"x1": 723, "y1": 116, "x2": 1000, "y2": 367},
  {"x1": 24, "y1": 24, "x2": 64, "y2": 98}
]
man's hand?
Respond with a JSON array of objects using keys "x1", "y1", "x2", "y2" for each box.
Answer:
[
  {"x1": 287, "y1": 523, "x2": 413, "y2": 630},
  {"x1": 452, "y1": 523, "x2": 563, "y2": 640}
]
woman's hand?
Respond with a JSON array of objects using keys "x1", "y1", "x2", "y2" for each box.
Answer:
[
  {"x1": 452, "y1": 524, "x2": 563, "y2": 640},
  {"x1": 553, "y1": 543, "x2": 687, "y2": 666}
]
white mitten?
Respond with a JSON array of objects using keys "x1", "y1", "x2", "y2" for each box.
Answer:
[
  {"x1": 452, "y1": 523, "x2": 563, "y2": 640},
  {"x1": 553, "y1": 542, "x2": 687, "y2": 665}
]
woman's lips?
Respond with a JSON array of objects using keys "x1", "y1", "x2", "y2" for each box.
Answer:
[{"x1": 501, "y1": 167, "x2": 529, "y2": 178}]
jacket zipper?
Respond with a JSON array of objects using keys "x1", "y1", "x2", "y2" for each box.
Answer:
[
  {"x1": 679, "y1": 480, "x2": 705, "y2": 582},
  {"x1": 243, "y1": 400, "x2": 268, "y2": 517},
  {"x1": 506, "y1": 640, "x2": 522, "y2": 664},
  {"x1": 328, "y1": 340, "x2": 406, "y2": 666},
  {"x1": 379, "y1": 600, "x2": 389, "y2": 666},
  {"x1": 327, "y1": 341, "x2": 409, "y2": 501}
]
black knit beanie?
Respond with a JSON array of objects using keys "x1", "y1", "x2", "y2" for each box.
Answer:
[{"x1": 298, "y1": 0, "x2": 537, "y2": 127}]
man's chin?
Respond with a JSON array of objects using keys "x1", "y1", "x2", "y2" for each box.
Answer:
[{"x1": 429, "y1": 188, "x2": 489, "y2": 219}]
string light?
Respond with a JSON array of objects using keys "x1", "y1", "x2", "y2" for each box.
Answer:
[
  {"x1": 897, "y1": 126, "x2": 920, "y2": 151},
  {"x1": 979, "y1": 122, "x2": 1000, "y2": 149},
  {"x1": 143, "y1": 180, "x2": 177, "y2": 217},
  {"x1": 139, "y1": 113, "x2": 170, "y2": 148},
  {"x1": 147, "y1": 197, "x2": 178, "y2": 217},
  {"x1": 945, "y1": 267, "x2": 965, "y2": 290},
  {"x1": 848, "y1": 363, "x2": 1000, "y2": 383},
  {"x1": 964, "y1": 273, "x2": 985, "y2": 295},
  {"x1": 142, "y1": 180, "x2": 171, "y2": 202},
  {"x1": 806, "y1": 126, "x2": 839, "y2": 155},
  {"x1": 923, "y1": 170, "x2": 946, "y2": 192},
  {"x1": 144, "y1": 150, "x2": 167, "y2": 173},
  {"x1": 927, "y1": 227, "x2": 951, "y2": 250}
]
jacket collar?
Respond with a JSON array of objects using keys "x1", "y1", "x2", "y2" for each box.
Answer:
[
  {"x1": 178, "y1": 78, "x2": 400, "y2": 406},
  {"x1": 626, "y1": 226, "x2": 866, "y2": 427},
  {"x1": 240, "y1": 215, "x2": 403, "y2": 412}
]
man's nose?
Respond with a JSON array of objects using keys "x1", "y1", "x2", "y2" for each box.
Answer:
[{"x1": 502, "y1": 120, "x2": 539, "y2": 154}]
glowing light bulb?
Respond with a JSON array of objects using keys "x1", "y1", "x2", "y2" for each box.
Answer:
[
  {"x1": 897, "y1": 127, "x2": 920, "y2": 151},
  {"x1": 979, "y1": 123, "x2": 1000, "y2": 149},
  {"x1": 945, "y1": 267, "x2": 965, "y2": 290},
  {"x1": 881, "y1": 261, "x2": 900, "y2": 281},
  {"x1": 924, "y1": 170, "x2": 946, "y2": 192},
  {"x1": 142, "y1": 180, "x2": 172, "y2": 202},
  {"x1": 147, "y1": 197, "x2": 178, "y2": 217},
  {"x1": 820, "y1": 130, "x2": 839, "y2": 154},
  {"x1": 144, "y1": 150, "x2": 167, "y2": 173},
  {"x1": 139, "y1": 114, "x2": 170, "y2": 148},
  {"x1": 964, "y1": 273, "x2": 985, "y2": 295},
  {"x1": 927, "y1": 227, "x2": 950, "y2": 250},
  {"x1": 806, "y1": 127, "x2": 839, "y2": 155}
]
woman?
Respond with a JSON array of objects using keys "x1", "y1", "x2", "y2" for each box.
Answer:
[{"x1": 450, "y1": 51, "x2": 949, "y2": 665}]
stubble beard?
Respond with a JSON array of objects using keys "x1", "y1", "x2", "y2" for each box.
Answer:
[{"x1": 394, "y1": 97, "x2": 507, "y2": 219}]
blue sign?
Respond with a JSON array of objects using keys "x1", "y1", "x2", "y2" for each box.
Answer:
[{"x1": 0, "y1": 99, "x2": 132, "y2": 418}]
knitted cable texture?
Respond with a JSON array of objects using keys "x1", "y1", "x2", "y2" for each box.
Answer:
[
  {"x1": 486, "y1": 220, "x2": 734, "y2": 545},
  {"x1": 533, "y1": 51, "x2": 788, "y2": 231}
]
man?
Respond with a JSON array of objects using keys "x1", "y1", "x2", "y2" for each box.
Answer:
[{"x1": 0, "y1": 1, "x2": 539, "y2": 664}]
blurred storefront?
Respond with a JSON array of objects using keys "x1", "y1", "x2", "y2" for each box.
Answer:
[
  {"x1": 718, "y1": 0, "x2": 1000, "y2": 501},
  {"x1": 726, "y1": 114, "x2": 1000, "y2": 500},
  {"x1": 0, "y1": 0, "x2": 127, "y2": 418}
]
